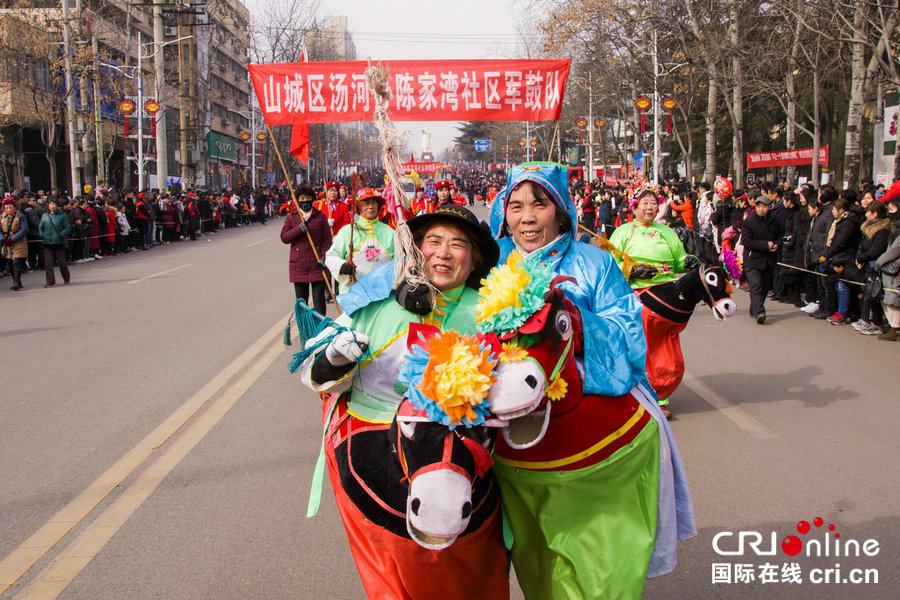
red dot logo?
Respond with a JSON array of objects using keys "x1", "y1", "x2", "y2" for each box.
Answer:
[
  {"x1": 782, "y1": 535, "x2": 803, "y2": 556},
  {"x1": 813, "y1": 517, "x2": 823, "y2": 527},
  {"x1": 797, "y1": 521, "x2": 810, "y2": 534}
]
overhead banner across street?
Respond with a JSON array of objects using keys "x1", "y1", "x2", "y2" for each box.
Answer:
[{"x1": 248, "y1": 59, "x2": 571, "y2": 125}]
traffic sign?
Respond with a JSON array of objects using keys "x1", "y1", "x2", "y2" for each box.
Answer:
[{"x1": 474, "y1": 139, "x2": 492, "y2": 152}]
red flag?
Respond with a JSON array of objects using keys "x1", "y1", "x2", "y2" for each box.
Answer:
[
  {"x1": 289, "y1": 38, "x2": 311, "y2": 165},
  {"x1": 290, "y1": 124, "x2": 310, "y2": 164}
]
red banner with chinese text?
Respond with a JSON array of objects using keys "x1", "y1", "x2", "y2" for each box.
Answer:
[
  {"x1": 747, "y1": 146, "x2": 829, "y2": 169},
  {"x1": 248, "y1": 59, "x2": 571, "y2": 125}
]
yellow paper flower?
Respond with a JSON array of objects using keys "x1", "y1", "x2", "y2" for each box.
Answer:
[
  {"x1": 476, "y1": 252, "x2": 531, "y2": 322},
  {"x1": 499, "y1": 342, "x2": 528, "y2": 362},
  {"x1": 418, "y1": 331, "x2": 497, "y2": 425},
  {"x1": 546, "y1": 375, "x2": 568, "y2": 402}
]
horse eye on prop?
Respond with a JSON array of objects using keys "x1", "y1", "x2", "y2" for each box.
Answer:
[
  {"x1": 555, "y1": 312, "x2": 572, "y2": 339},
  {"x1": 704, "y1": 272, "x2": 719, "y2": 287},
  {"x1": 398, "y1": 419, "x2": 417, "y2": 439}
]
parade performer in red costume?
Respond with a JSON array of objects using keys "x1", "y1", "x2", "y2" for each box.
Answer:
[{"x1": 316, "y1": 181, "x2": 352, "y2": 238}]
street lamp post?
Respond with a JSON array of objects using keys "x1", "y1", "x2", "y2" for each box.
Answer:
[
  {"x1": 136, "y1": 32, "x2": 192, "y2": 190},
  {"x1": 227, "y1": 106, "x2": 257, "y2": 188}
]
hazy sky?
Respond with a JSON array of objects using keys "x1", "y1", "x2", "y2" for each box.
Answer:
[{"x1": 246, "y1": 0, "x2": 527, "y2": 156}]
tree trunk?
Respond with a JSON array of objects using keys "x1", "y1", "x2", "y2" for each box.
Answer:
[
  {"x1": 785, "y1": 22, "x2": 800, "y2": 187},
  {"x1": 812, "y1": 68, "x2": 821, "y2": 186},
  {"x1": 705, "y1": 77, "x2": 718, "y2": 183},
  {"x1": 842, "y1": 4, "x2": 867, "y2": 190},
  {"x1": 729, "y1": 3, "x2": 744, "y2": 189}
]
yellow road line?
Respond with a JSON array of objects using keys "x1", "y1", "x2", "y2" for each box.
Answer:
[
  {"x1": 0, "y1": 315, "x2": 289, "y2": 596},
  {"x1": 13, "y1": 337, "x2": 287, "y2": 599}
]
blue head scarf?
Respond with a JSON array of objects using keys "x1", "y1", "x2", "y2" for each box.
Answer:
[{"x1": 489, "y1": 162, "x2": 576, "y2": 239}]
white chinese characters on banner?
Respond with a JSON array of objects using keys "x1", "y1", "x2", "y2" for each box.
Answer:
[{"x1": 249, "y1": 59, "x2": 570, "y2": 124}]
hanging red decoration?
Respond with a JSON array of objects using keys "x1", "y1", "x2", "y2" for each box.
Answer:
[
  {"x1": 576, "y1": 117, "x2": 587, "y2": 146},
  {"x1": 662, "y1": 98, "x2": 676, "y2": 136},
  {"x1": 119, "y1": 100, "x2": 136, "y2": 138},
  {"x1": 256, "y1": 132, "x2": 267, "y2": 159},
  {"x1": 634, "y1": 97, "x2": 651, "y2": 134},
  {"x1": 144, "y1": 100, "x2": 161, "y2": 139},
  {"x1": 241, "y1": 131, "x2": 251, "y2": 156}
]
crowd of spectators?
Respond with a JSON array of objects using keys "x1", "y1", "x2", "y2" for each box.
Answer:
[
  {"x1": 0, "y1": 184, "x2": 292, "y2": 290},
  {"x1": 571, "y1": 175, "x2": 900, "y2": 341}
]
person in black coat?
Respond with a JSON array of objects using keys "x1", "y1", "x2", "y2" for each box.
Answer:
[
  {"x1": 775, "y1": 191, "x2": 800, "y2": 303},
  {"x1": 740, "y1": 191, "x2": 783, "y2": 324},
  {"x1": 854, "y1": 201, "x2": 891, "y2": 333},
  {"x1": 820, "y1": 198, "x2": 862, "y2": 324}
]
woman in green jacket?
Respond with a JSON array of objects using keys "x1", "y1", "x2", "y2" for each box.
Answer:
[{"x1": 39, "y1": 197, "x2": 72, "y2": 286}]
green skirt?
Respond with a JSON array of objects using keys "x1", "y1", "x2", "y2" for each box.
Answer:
[{"x1": 495, "y1": 419, "x2": 660, "y2": 600}]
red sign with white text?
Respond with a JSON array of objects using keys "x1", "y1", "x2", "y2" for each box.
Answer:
[
  {"x1": 747, "y1": 146, "x2": 829, "y2": 168},
  {"x1": 248, "y1": 59, "x2": 571, "y2": 125}
]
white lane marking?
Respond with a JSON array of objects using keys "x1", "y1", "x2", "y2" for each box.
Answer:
[
  {"x1": 126, "y1": 264, "x2": 192, "y2": 285},
  {"x1": 245, "y1": 238, "x2": 271, "y2": 248},
  {"x1": 681, "y1": 371, "x2": 777, "y2": 439},
  {"x1": 0, "y1": 316, "x2": 287, "y2": 596},
  {"x1": 13, "y1": 338, "x2": 287, "y2": 600}
]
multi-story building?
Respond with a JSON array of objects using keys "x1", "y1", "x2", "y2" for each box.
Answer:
[{"x1": 0, "y1": 0, "x2": 254, "y2": 194}]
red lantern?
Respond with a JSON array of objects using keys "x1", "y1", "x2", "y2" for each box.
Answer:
[
  {"x1": 634, "y1": 96, "x2": 651, "y2": 134},
  {"x1": 241, "y1": 131, "x2": 250, "y2": 155},
  {"x1": 529, "y1": 139, "x2": 537, "y2": 147},
  {"x1": 256, "y1": 132, "x2": 267, "y2": 157},
  {"x1": 119, "y1": 100, "x2": 136, "y2": 137},
  {"x1": 576, "y1": 117, "x2": 587, "y2": 128},
  {"x1": 144, "y1": 100, "x2": 161, "y2": 137},
  {"x1": 662, "y1": 98, "x2": 676, "y2": 135}
]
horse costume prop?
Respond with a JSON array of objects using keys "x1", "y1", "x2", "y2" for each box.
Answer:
[
  {"x1": 290, "y1": 304, "x2": 508, "y2": 599},
  {"x1": 475, "y1": 252, "x2": 667, "y2": 599},
  {"x1": 638, "y1": 262, "x2": 737, "y2": 400}
]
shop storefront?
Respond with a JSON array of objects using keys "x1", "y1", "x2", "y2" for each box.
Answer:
[{"x1": 206, "y1": 131, "x2": 237, "y2": 190}]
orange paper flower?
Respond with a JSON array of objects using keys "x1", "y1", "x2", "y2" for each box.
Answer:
[{"x1": 417, "y1": 331, "x2": 497, "y2": 425}]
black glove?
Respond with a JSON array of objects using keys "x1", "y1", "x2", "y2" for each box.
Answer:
[
  {"x1": 1, "y1": 238, "x2": 11, "y2": 247},
  {"x1": 316, "y1": 260, "x2": 327, "y2": 271},
  {"x1": 298, "y1": 221, "x2": 308, "y2": 233},
  {"x1": 394, "y1": 281, "x2": 433, "y2": 316},
  {"x1": 630, "y1": 264, "x2": 659, "y2": 281},
  {"x1": 339, "y1": 262, "x2": 356, "y2": 276},
  {"x1": 683, "y1": 255, "x2": 701, "y2": 271}
]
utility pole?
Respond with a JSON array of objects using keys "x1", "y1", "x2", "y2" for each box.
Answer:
[
  {"x1": 651, "y1": 6, "x2": 661, "y2": 185},
  {"x1": 587, "y1": 75, "x2": 594, "y2": 184},
  {"x1": 61, "y1": 0, "x2": 81, "y2": 197},
  {"x1": 91, "y1": 18, "x2": 104, "y2": 183},
  {"x1": 137, "y1": 31, "x2": 145, "y2": 191},
  {"x1": 153, "y1": 0, "x2": 169, "y2": 189},
  {"x1": 178, "y1": 14, "x2": 189, "y2": 185}
]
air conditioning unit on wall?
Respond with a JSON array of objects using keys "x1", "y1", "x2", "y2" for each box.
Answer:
[{"x1": 164, "y1": 27, "x2": 178, "y2": 37}]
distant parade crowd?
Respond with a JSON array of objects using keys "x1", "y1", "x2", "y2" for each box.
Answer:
[{"x1": 3, "y1": 165, "x2": 899, "y2": 348}]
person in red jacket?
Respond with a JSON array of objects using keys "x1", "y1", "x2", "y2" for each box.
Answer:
[
  {"x1": 282, "y1": 185, "x2": 333, "y2": 315},
  {"x1": 316, "y1": 181, "x2": 351, "y2": 238},
  {"x1": 135, "y1": 192, "x2": 151, "y2": 249}
]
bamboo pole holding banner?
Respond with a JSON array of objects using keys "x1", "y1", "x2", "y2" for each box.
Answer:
[
  {"x1": 547, "y1": 120, "x2": 560, "y2": 162},
  {"x1": 266, "y1": 123, "x2": 340, "y2": 311}
]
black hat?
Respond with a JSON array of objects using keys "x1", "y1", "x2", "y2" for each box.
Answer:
[{"x1": 406, "y1": 205, "x2": 499, "y2": 287}]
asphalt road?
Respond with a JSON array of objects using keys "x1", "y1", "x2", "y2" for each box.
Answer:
[{"x1": 1, "y1": 207, "x2": 897, "y2": 599}]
